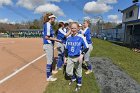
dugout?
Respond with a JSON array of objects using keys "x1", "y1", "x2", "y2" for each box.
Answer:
[
  {"x1": 124, "y1": 19, "x2": 140, "y2": 48},
  {"x1": 6, "y1": 29, "x2": 43, "y2": 38}
]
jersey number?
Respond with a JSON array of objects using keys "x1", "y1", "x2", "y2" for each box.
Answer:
[{"x1": 71, "y1": 47, "x2": 74, "y2": 52}]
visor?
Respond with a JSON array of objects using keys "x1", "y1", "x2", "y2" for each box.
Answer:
[
  {"x1": 48, "y1": 15, "x2": 57, "y2": 18},
  {"x1": 79, "y1": 24, "x2": 82, "y2": 27}
]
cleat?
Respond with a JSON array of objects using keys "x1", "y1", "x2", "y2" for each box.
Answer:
[
  {"x1": 75, "y1": 85, "x2": 81, "y2": 92},
  {"x1": 47, "y1": 76, "x2": 57, "y2": 81},
  {"x1": 85, "y1": 70, "x2": 92, "y2": 74},
  {"x1": 52, "y1": 70, "x2": 58, "y2": 74},
  {"x1": 58, "y1": 68, "x2": 62, "y2": 70},
  {"x1": 72, "y1": 78, "x2": 76, "y2": 82},
  {"x1": 69, "y1": 79, "x2": 76, "y2": 86},
  {"x1": 69, "y1": 81, "x2": 72, "y2": 86}
]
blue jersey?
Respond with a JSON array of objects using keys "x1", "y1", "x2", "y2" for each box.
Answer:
[
  {"x1": 43, "y1": 22, "x2": 54, "y2": 44},
  {"x1": 83, "y1": 27, "x2": 92, "y2": 44},
  {"x1": 66, "y1": 34, "x2": 89, "y2": 57},
  {"x1": 63, "y1": 28, "x2": 68, "y2": 33},
  {"x1": 57, "y1": 28, "x2": 67, "y2": 44},
  {"x1": 78, "y1": 29, "x2": 83, "y2": 34}
]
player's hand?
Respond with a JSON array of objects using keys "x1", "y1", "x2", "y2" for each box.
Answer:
[
  {"x1": 78, "y1": 54, "x2": 84, "y2": 63},
  {"x1": 57, "y1": 40, "x2": 62, "y2": 43}
]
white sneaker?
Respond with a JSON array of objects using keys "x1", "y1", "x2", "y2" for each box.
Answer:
[
  {"x1": 47, "y1": 76, "x2": 57, "y2": 81},
  {"x1": 69, "y1": 78, "x2": 76, "y2": 86},
  {"x1": 72, "y1": 78, "x2": 76, "y2": 82},
  {"x1": 75, "y1": 84, "x2": 82, "y2": 92},
  {"x1": 58, "y1": 68, "x2": 62, "y2": 70},
  {"x1": 52, "y1": 70, "x2": 58, "y2": 74},
  {"x1": 85, "y1": 70, "x2": 93, "y2": 74}
]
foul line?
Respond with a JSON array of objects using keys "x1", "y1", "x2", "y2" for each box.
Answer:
[
  {"x1": 0, "y1": 47, "x2": 57, "y2": 85},
  {"x1": 0, "y1": 54, "x2": 46, "y2": 85}
]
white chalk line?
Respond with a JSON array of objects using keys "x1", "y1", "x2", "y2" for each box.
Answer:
[
  {"x1": 0, "y1": 47, "x2": 57, "y2": 85},
  {"x1": 0, "y1": 41, "x2": 15, "y2": 44},
  {"x1": 0, "y1": 54, "x2": 46, "y2": 85}
]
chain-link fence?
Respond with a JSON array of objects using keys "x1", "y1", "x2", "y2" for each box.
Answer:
[{"x1": 96, "y1": 28, "x2": 125, "y2": 42}]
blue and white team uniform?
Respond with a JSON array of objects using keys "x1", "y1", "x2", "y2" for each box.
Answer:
[
  {"x1": 56, "y1": 28, "x2": 67, "y2": 69},
  {"x1": 82, "y1": 27, "x2": 93, "y2": 70},
  {"x1": 63, "y1": 28, "x2": 68, "y2": 33},
  {"x1": 65, "y1": 34, "x2": 89, "y2": 87},
  {"x1": 43, "y1": 22, "x2": 55, "y2": 79},
  {"x1": 78, "y1": 29, "x2": 82, "y2": 34}
]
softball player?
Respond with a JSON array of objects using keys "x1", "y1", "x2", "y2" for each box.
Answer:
[
  {"x1": 82, "y1": 20, "x2": 93, "y2": 74},
  {"x1": 65, "y1": 22, "x2": 89, "y2": 91},
  {"x1": 43, "y1": 13, "x2": 61, "y2": 81},
  {"x1": 64, "y1": 23, "x2": 69, "y2": 33},
  {"x1": 78, "y1": 24, "x2": 83, "y2": 34},
  {"x1": 56, "y1": 22, "x2": 70, "y2": 70}
]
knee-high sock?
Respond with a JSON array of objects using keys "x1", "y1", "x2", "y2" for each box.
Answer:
[
  {"x1": 72, "y1": 74, "x2": 76, "y2": 80},
  {"x1": 46, "y1": 64, "x2": 52, "y2": 78},
  {"x1": 57, "y1": 54, "x2": 63, "y2": 68},
  {"x1": 86, "y1": 61, "x2": 92, "y2": 70},
  {"x1": 77, "y1": 77, "x2": 82, "y2": 85},
  {"x1": 88, "y1": 65, "x2": 92, "y2": 70}
]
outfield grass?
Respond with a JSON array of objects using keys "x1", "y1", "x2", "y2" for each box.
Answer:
[{"x1": 44, "y1": 38, "x2": 140, "y2": 93}]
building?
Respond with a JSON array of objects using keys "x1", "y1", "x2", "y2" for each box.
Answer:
[{"x1": 121, "y1": 3, "x2": 140, "y2": 48}]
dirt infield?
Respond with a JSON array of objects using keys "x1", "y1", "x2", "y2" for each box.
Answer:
[{"x1": 0, "y1": 38, "x2": 49, "y2": 93}]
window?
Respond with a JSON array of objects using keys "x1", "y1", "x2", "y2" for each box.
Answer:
[
  {"x1": 126, "y1": 10, "x2": 134, "y2": 19},
  {"x1": 129, "y1": 11, "x2": 134, "y2": 17},
  {"x1": 127, "y1": 25, "x2": 133, "y2": 35},
  {"x1": 134, "y1": 24, "x2": 140, "y2": 35}
]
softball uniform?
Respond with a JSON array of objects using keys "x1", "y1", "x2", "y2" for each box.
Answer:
[
  {"x1": 82, "y1": 27, "x2": 93, "y2": 71},
  {"x1": 43, "y1": 22, "x2": 54, "y2": 79},
  {"x1": 65, "y1": 34, "x2": 89, "y2": 87},
  {"x1": 56, "y1": 28, "x2": 67, "y2": 69}
]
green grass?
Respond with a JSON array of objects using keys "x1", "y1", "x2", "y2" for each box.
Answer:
[
  {"x1": 92, "y1": 38, "x2": 140, "y2": 83},
  {"x1": 44, "y1": 70, "x2": 100, "y2": 93},
  {"x1": 44, "y1": 38, "x2": 140, "y2": 93}
]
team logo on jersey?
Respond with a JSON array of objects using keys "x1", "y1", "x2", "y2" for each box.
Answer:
[{"x1": 67, "y1": 42, "x2": 81, "y2": 46}]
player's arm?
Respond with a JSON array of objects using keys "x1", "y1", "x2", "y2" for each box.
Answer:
[
  {"x1": 64, "y1": 49, "x2": 68, "y2": 64},
  {"x1": 65, "y1": 26, "x2": 71, "y2": 37},
  {"x1": 60, "y1": 29, "x2": 71, "y2": 38},
  {"x1": 45, "y1": 36, "x2": 62, "y2": 42},
  {"x1": 81, "y1": 31, "x2": 85, "y2": 37},
  {"x1": 64, "y1": 41, "x2": 69, "y2": 57},
  {"x1": 65, "y1": 30, "x2": 71, "y2": 37},
  {"x1": 64, "y1": 41, "x2": 69, "y2": 63},
  {"x1": 81, "y1": 48, "x2": 89, "y2": 55},
  {"x1": 78, "y1": 48, "x2": 89, "y2": 63},
  {"x1": 81, "y1": 35, "x2": 89, "y2": 54},
  {"x1": 78, "y1": 35, "x2": 89, "y2": 62},
  {"x1": 45, "y1": 23, "x2": 62, "y2": 42}
]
